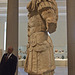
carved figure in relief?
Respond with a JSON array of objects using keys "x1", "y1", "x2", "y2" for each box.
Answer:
[{"x1": 24, "y1": 0, "x2": 58, "y2": 75}]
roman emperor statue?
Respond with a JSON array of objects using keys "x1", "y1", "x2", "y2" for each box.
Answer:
[{"x1": 24, "y1": 0, "x2": 58, "y2": 75}]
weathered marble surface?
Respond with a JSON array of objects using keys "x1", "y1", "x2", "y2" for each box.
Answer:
[{"x1": 24, "y1": 0, "x2": 58, "y2": 75}]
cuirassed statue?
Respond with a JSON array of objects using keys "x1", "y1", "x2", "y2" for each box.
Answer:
[{"x1": 24, "y1": 0, "x2": 58, "y2": 75}]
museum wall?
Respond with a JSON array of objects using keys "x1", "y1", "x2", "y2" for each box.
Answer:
[
  {"x1": 19, "y1": 17, "x2": 28, "y2": 47},
  {"x1": 0, "y1": 22, "x2": 4, "y2": 50},
  {"x1": 0, "y1": 0, "x2": 7, "y2": 54}
]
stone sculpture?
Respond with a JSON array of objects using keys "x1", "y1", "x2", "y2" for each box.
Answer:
[{"x1": 24, "y1": 0, "x2": 58, "y2": 75}]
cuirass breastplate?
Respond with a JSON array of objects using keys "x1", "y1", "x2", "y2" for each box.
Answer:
[
  {"x1": 28, "y1": 13, "x2": 47, "y2": 46},
  {"x1": 28, "y1": 13, "x2": 46, "y2": 36}
]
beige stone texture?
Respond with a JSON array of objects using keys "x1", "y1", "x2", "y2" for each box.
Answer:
[{"x1": 24, "y1": 0, "x2": 58, "y2": 75}]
